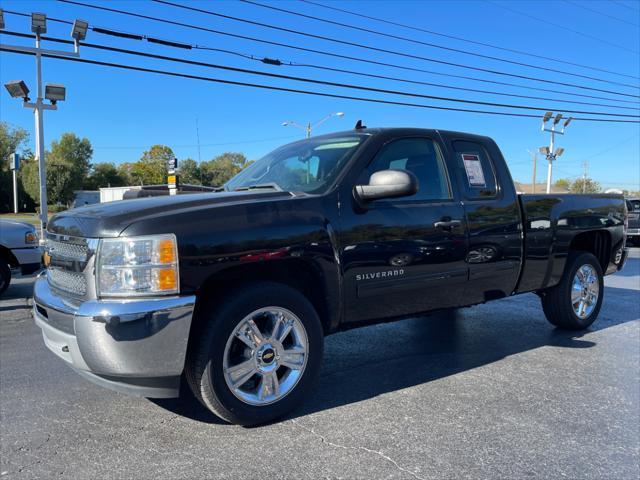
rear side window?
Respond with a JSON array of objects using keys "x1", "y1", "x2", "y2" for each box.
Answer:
[
  {"x1": 452, "y1": 140, "x2": 497, "y2": 198},
  {"x1": 365, "y1": 137, "x2": 451, "y2": 201}
]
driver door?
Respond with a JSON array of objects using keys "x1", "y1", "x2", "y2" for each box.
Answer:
[{"x1": 339, "y1": 136, "x2": 468, "y2": 323}]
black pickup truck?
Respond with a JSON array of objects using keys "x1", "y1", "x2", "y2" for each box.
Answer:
[{"x1": 34, "y1": 127, "x2": 629, "y2": 425}]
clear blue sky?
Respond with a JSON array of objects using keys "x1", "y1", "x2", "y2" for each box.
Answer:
[{"x1": 1, "y1": 0, "x2": 639, "y2": 190}]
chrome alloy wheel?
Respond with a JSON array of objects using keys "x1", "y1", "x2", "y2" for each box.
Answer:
[
  {"x1": 222, "y1": 307, "x2": 309, "y2": 406},
  {"x1": 571, "y1": 264, "x2": 599, "y2": 319}
]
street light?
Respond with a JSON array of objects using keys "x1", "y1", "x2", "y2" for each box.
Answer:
[
  {"x1": 45, "y1": 83, "x2": 66, "y2": 104},
  {"x1": 282, "y1": 112, "x2": 345, "y2": 138},
  {"x1": 540, "y1": 111, "x2": 571, "y2": 194},
  {"x1": 31, "y1": 12, "x2": 46, "y2": 34},
  {"x1": 71, "y1": 19, "x2": 89, "y2": 41},
  {"x1": 1, "y1": 12, "x2": 87, "y2": 237},
  {"x1": 4, "y1": 80, "x2": 30, "y2": 100}
]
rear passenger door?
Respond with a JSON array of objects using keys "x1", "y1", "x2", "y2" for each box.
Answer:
[
  {"x1": 339, "y1": 136, "x2": 469, "y2": 323},
  {"x1": 447, "y1": 137, "x2": 523, "y2": 303}
]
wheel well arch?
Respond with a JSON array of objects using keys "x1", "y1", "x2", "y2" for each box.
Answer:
[
  {"x1": 568, "y1": 230, "x2": 611, "y2": 271},
  {"x1": 0, "y1": 245, "x2": 19, "y2": 268},
  {"x1": 191, "y1": 259, "x2": 332, "y2": 337}
]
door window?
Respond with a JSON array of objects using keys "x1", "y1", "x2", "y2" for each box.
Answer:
[
  {"x1": 452, "y1": 140, "x2": 497, "y2": 198},
  {"x1": 365, "y1": 138, "x2": 451, "y2": 201}
]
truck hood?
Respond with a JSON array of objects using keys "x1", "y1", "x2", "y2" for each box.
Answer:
[{"x1": 47, "y1": 190, "x2": 292, "y2": 238}]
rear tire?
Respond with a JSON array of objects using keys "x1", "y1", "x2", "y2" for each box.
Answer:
[
  {"x1": 185, "y1": 282, "x2": 324, "y2": 426},
  {"x1": 0, "y1": 259, "x2": 11, "y2": 296},
  {"x1": 541, "y1": 251, "x2": 603, "y2": 330}
]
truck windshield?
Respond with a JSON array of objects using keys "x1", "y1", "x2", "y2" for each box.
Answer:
[{"x1": 225, "y1": 134, "x2": 368, "y2": 194}]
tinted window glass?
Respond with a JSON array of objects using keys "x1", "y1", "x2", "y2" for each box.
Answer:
[
  {"x1": 452, "y1": 140, "x2": 497, "y2": 198},
  {"x1": 366, "y1": 138, "x2": 450, "y2": 201},
  {"x1": 226, "y1": 135, "x2": 367, "y2": 193}
]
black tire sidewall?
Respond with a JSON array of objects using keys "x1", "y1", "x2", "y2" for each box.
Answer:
[
  {"x1": 0, "y1": 261, "x2": 11, "y2": 295},
  {"x1": 200, "y1": 283, "x2": 323, "y2": 425}
]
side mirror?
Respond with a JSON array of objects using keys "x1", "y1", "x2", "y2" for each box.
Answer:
[{"x1": 353, "y1": 169, "x2": 418, "y2": 203}]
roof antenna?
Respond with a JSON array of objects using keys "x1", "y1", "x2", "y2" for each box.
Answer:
[{"x1": 354, "y1": 119, "x2": 366, "y2": 130}]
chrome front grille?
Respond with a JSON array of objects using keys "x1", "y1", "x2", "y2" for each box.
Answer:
[
  {"x1": 47, "y1": 268, "x2": 88, "y2": 296},
  {"x1": 46, "y1": 239, "x2": 88, "y2": 261},
  {"x1": 45, "y1": 234, "x2": 96, "y2": 297}
]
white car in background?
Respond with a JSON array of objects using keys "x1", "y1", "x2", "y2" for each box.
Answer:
[{"x1": 0, "y1": 220, "x2": 42, "y2": 296}]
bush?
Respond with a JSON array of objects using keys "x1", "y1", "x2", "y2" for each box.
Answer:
[{"x1": 46, "y1": 204, "x2": 68, "y2": 213}]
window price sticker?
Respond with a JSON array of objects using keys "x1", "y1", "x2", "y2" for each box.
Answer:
[{"x1": 461, "y1": 153, "x2": 486, "y2": 186}]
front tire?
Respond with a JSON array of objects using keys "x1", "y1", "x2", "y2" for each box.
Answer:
[
  {"x1": 0, "y1": 259, "x2": 11, "y2": 296},
  {"x1": 185, "y1": 282, "x2": 324, "y2": 426},
  {"x1": 541, "y1": 251, "x2": 604, "y2": 330}
]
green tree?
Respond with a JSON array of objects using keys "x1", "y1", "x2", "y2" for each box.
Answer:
[
  {"x1": 0, "y1": 122, "x2": 31, "y2": 212},
  {"x1": 178, "y1": 158, "x2": 201, "y2": 185},
  {"x1": 85, "y1": 162, "x2": 127, "y2": 189},
  {"x1": 130, "y1": 145, "x2": 174, "y2": 185},
  {"x1": 200, "y1": 152, "x2": 250, "y2": 187},
  {"x1": 570, "y1": 177, "x2": 601, "y2": 194},
  {"x1": 21, "y1": 133, "x2": 93, "y2": 206},
  {"x1": 554, "y1": 178, "x2": 571, "y2": 191}
]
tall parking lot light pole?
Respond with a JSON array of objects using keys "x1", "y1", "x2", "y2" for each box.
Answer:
[
  {"x1": 1, "y1": 13, "x2": 88, "y2": 237},
  {"x1": 540, "y1": 111, "x2": 572, "y2": 194},
  {"x1": 282, "y1": 112, "x2": 345, "y2": 138}
]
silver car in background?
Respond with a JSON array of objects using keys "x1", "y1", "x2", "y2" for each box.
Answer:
[
  {"x1": 627, "y1": 199, "x2": 640, "y2": 246},
  {"x1": 0, "y1": 220, "x2": 42, "y2": 296}
]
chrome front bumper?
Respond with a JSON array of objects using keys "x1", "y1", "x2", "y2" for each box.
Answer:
[{"x1": 33, "y1": 272, "x2": 196, "y2": 398}]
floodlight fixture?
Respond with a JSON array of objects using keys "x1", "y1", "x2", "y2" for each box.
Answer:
[
  {"x1": 554, "y1": 147, "x2": 565, "y2": 157},
  {"x1": 0, "y1": 10, "x2": 5, "y2": 30},
  {"x1": 539, "y1": 146, "x2": 550, "y2": 155},
  {"x1": 71, "y1": 19, "x2": 89, "y2": 41},
  {"x1": 563, "y1": 117, "x2": 572, "y2": 128},
  {"x1": 4, "y1": 80, "x2": 30, "y2": 100},
  {"x1": 31, "y1": 12, "x2": 46, "y2": 34},
  {"x1": 45, "y1": 83, "x2": 66, "y2": 104},
  {"x1": 553, "y1": 113, "x2": 563, "y2": 125},
  {"x1": 542, "y1": 111, "x2": 553, "y2": 123}
]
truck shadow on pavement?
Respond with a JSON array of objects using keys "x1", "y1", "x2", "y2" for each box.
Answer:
[{"x1": 153, "y1": 281, "x2": 639, "y2": 426}]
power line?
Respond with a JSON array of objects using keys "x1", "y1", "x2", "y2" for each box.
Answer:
[
  {"x1": 299, "y1": 0, "x2": 638, "y2": 81},
  {"x1": 611, "y1": 1, "x2": 640, "y2": 13},
  {"x1": 289, "y1": 62, "x2": 640, "y2": 111},
  {"x1": 3, "y1": 11, "x2": 637, "y2": 112},
  {"x1": 488, "y1": 0, "x2": 640, "y2": 54},
  {"x1": 563, "y1": 0, "x2": 640, "y2": 27},
  {"x1": 239, "y1": 0, "x2": 638, "y2": 89},
  {"x1": 50, "y1": 1, "x2": 640, "y2": 105},
  {"x1": 3, "y1": 30, "x2": 637, "y2": 118},
  {"x1": 151, "y1": 0, "x2": 640, "y2": 98},
  {"x1": 2, "y1": 46, "x2": 638, "y2": 123}
]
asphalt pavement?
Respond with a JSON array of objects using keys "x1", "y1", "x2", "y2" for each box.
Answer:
[{"x1": 1, "y1": 251, "x2": 638, "y2": 479}]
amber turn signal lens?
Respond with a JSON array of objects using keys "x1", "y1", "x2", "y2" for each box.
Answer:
[
  {"x1": 157, "y1": 268, "x2": 177, "y2": 291},
  {"x1": 158, "y1": 239, "x2": 176, "y2": 264}
]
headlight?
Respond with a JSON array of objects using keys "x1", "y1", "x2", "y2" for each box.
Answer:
[
  {"x1": 96, "y1": 234, "x2": 179, "y2": 297},
  {"x1": 25, "y1": 230, "x2": 38, "y2": 244}
]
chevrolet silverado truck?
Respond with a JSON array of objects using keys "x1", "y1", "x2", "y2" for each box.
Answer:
[{"x1": 33, "y1": 127, "x2": 629, "y2": 425}]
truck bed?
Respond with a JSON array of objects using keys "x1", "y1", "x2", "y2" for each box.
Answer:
[{"x1": 516, "y1": 193, "x2": 627, "y2": 294}]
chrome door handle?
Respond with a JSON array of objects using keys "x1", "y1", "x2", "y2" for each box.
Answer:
[{"x1": 434, "y1": 220, "x2": 462, "y2": 229}]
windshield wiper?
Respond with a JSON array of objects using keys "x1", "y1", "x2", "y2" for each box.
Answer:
[{"x1": 234, "y1": 182, "x2": 283, "y2": 192}]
